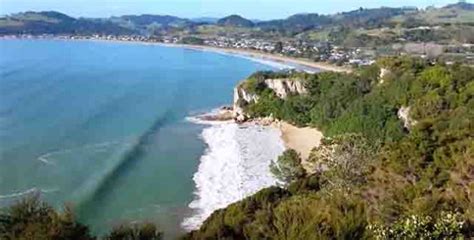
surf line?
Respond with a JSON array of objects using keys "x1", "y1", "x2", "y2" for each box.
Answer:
[
  {"x1": 36, "y1": 139, "x2": 129, "y2": 166},
  {"x1": 0, "y1": 187, "x2": 59, "y2": 200}
]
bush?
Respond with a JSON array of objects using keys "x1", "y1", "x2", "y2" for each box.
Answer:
[
  {"x1": 0, "y1": 196, "x2": 164, "y2": 240},
  {"x1": 369, "y1": 212, "x2": 467, "y2": 239},
  {"x1": 270, "y1": 149, "x2": 306, "y2": 184},
  {"x1": 0, "y1": 196, "x2": 94, "y2": 240},
  {"x1": 105, "y1": 223, "x2": 162, "y2": 240},
  {"x1": 308, "y1": 134, "x2": 377, "y2": 191}
]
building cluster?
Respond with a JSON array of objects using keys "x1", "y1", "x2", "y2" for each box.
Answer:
[
  {"x1": 201, "y1": 36, "x2": 375, "y2": 66},
  {"x1": 1, "y1": 34, "x2": 377, "y2": 66},
  {"x1": 203, "y1": 37, "x2": 276, "y2": 52}
]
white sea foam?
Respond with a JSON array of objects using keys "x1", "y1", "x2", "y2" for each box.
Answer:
[
  {"x1": 208, "y1": 50, "x2": 294, "y2": 70},
  {"x1": 0, "y1": 187, "x2": 59, "y2": 200},
  {"x1": 238, "y1": 55, "x2": 294, "y2": 70},
  {"x1": 185, "y1": 116, "x2": 232, "y2": 125},
  {"x1": 185, "y1": 108, "x2": 233, "y2": 125},
  {"x1": 182, "y1": 121, "x2": 285, "y2": 230},
  {"x1": 36, "y1": 139, "x2": 126, "y2": 166}
]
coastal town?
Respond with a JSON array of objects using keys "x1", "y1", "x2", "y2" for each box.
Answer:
[
  {"x1": 0, "y1": 33, "x2": 376, "y2": 67},
  {"x1": 3, "y1": 32, "x2": 473, "y2": 68}
]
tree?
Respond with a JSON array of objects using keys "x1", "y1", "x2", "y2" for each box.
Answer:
[
  {"x1": 0, "y1": 196, "x2": 163, "y2": 240},
  {"x1": 273, "y1": 41, "x2": 283, "y2": 53},
  {"x1": 270, "y1": 149, "x2": 306, "y2": 184},
  {"x1": 0, "y1": 196, "x2": 94, "y2": 240},
  {"x1": 105, "y1": 223, "x2": 163, "y2": 240},
  {"x1": 308, "y1": 134, "x2": 376, "y2": 190}
]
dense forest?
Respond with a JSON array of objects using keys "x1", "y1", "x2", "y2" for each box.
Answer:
[
  {"x1": 184, "y1": 57, "x2": 474, "y2": 239},
  {"x1": 1, "y1": 57, "x2": 472, "y2": 239}
]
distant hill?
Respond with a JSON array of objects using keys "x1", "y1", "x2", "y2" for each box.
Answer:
[
  {"x1": 444, "y1": 2, "x2": 474, "y2": 10},
  {"x1": 257, "y1": 13, "x2": 333, "y2": 33},
  {"x1": 116, "y1": 14, "x2": 193, "y2": 28},
  {"x1": 217, "y1": 15, "x2": 254, "y2": 27},
  {"x1": 335, "y1": 7, "x2": 415, "y2": 28},
  {"x1": 191, "y1": 17, "x2": 219, "y2": 24},
  {"x1": 0, "y1": 11, "x2": 134, "y2": 35},
  {"x1": 109, "y1": 14, "x2": 195, "y2": 35},
  {"x1": 391, "y1": 2, "x2": 474, "y2": 25},
  {"x1": 1, "y1": 3, "x2": 473, "y2": 36}
]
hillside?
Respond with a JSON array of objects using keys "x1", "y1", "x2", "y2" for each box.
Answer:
[
  {"x1": 256, "y1": 13, "x2": 333, "y2": 35},
  {"x1": 1, "y1": 3, "x2": 473, "y2": 39},
  {"x1": 217, "y1": 15, "x2": 255, "y2": 28},
  {"x1": 112, "y1": 14, "x2": 195, "y2": 30},
  {"x1": 0, "y1": 11, "x2": 134, "y2": 35},
  {"x1": 392, "y1": 2, "x2": 474, "y2": 25},
  {"x1": 184, "y1": 57, "x2": 474, "y2": 239}
]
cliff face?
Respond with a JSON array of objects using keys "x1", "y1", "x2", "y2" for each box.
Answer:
[
  {"x1": 264, "y1": 79, "x2": 307, "y2": 98},
  {"x1": 233, "y1": 87, "x2": 259, "y2": 121},
  {"x1": 233, "y1": 78, "x2": 307, "y2": 121}
]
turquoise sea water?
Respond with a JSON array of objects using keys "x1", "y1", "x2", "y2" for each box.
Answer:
[{"x1": 0, "y1": 39, "x2": 273, "y2": 237}]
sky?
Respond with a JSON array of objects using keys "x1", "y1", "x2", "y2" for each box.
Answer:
[{"x1": 0, "y1": 0, "x2": 464, "y2": 20}]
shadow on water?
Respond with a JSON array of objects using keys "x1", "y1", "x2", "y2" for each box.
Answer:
[{"x1": 76, "y1": 110, "x2": 177, "y2": 221}]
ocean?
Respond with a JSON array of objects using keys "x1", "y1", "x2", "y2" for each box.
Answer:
[{"x1": 0, "y1": 39, "x2": 285, "y2": 238}]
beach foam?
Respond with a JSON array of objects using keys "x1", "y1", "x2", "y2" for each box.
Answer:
[
  {"x1": 0, "y1": 187, "x2": 59, "y2": 200},
  {"x1": 234, "y1": 55, "x2": 294, "y2": 70},
  {"x1": 182, "y1": 121, "x2": 285, "y2": 230}
]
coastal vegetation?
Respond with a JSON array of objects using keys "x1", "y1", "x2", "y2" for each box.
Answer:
[
  {"x1": 184, "y1": 56, "x2": 474, "y2": 239},
  {"x1": 270, "y1": 149, "x2": 306, "y2": 184},
  {"x1": 0, "y1": 196, "x2": 163, "y2": 240}
]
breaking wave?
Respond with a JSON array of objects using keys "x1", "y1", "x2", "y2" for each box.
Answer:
[{"x1": 182, "y1": 121, "x2": 285, "y2": 230}]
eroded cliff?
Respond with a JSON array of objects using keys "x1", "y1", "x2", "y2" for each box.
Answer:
[{"x1": 233, "y1": 78, "x2": 307, "y2": 121}]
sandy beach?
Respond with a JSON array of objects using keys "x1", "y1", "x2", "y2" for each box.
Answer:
[
  {"x1": 158, "y1": 43, "x2": 352, "y2": 73},
  {"x1": 273, "y1": 121, "x2": 323, "y2": 170},
  {"x1": 41, "y1": 37, "x2": 351, "y2": 73}
]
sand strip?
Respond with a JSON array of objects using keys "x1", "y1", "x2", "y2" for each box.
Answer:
[
  {"x1": 51, "y1": 38, "x2": 351, "y2": 73},
  {"x1": 159, "y1": 43, "x2": 352, "y2": 73}
]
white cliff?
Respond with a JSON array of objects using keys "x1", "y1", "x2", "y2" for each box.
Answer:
[
  {"x1": 264, "y1": 79, "x2": 307, "y2": 98},
  {"x1": 233, "y1": 78, "x2": 307, "y2": 122},
  {"x1": 233, "y1": 87, "x2": 259, "y2": 122}
]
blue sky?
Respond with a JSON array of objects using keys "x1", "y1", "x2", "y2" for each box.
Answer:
[{"x1": 0, "y1": 0, "x2": 463, "y2": 20}]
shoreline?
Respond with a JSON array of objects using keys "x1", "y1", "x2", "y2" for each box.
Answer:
[
  {"x1": 182, "y1": 119, "x2": 285, "y2": 230},
  {"x1": 191, "y1": 109, "x2": 324, "y2": 166},
  {"x1": 192, "y1": 109, "x2": 324, "y2": 173},
  {"x1": 1, "y1": 37, "x2": 351, "y2": 73},
  {"x1": 155, "y1": 42, "x2": 352, "y2": 73}
]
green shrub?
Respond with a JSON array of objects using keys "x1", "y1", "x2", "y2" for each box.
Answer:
[
  {"x1": 0, "y1": 197, "x2": 163, "y2": 240},
  {"x1": 105, "y1": 223, "x2": 162, "y2": 240},
  {"x1": 270, "y1": 149, "x2": 306, "y2": 184},
  {"x1": 0, "y1": 196, "x2": 94, "y2": 240},
  {"x1": 368, "y1": 212, "x2": 467, "y2": 239}
]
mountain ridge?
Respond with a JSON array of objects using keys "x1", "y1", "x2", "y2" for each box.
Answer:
[{"x1": 1, "y1": 3, "x2": 473, "y2": 36}]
